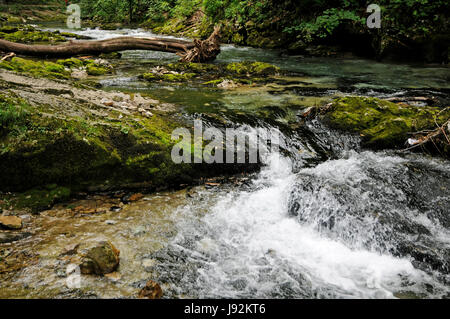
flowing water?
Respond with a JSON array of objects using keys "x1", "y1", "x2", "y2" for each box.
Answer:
[{"x1": 1, "y1": 25, "x2": 449, "y2": 299}]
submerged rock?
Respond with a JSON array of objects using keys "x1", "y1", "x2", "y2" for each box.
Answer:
[
  {"x1": 121, "y1": 193, "x2": 144, "y2": 204},
  {"x1": 138, "y1": 280, "x2": 163, "y2": 299},
  {"x1": 0, "y1": 231, "x2": 31, "y2": 244},
  {"x1": 79, "y1": 241, "x2": 120, "y2": 275}
]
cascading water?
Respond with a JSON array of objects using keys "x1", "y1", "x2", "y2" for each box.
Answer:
[{"x1": 146, "y1": 127, "x2": 449, "y2": 298}]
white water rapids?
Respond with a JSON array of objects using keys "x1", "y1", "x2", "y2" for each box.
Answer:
[{"x1": 152, "y1": 150, "x2": 449, "y2": 298}]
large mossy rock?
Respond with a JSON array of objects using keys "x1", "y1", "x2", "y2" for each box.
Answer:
[
  {"x1": 0, "y1": 91, "x2": 191, "y2": 192},
  {"x1": 322, "y1": 96, "x2": 450, "y2": 149},
  {"x1": 0, "y1": 69, "x2": 258, "y2": 196}
]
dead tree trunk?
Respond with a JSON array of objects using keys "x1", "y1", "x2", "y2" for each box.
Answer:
[{"x1": 0, "y1": 27, "x2": 221, "y2": 62}]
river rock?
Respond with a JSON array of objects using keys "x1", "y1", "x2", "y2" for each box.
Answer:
[
  {"x1": 60, "y1": 243, "x2": 80, "y2": 256},
  {"x1": 138, "y1": 280, "x2": 163, "y2": 299},
  {"x1": 0, "y1": 215, "x2": 23, "y2": 230},
  {"x1": 79, "y1": 241, "x2": 120, "y2": 275},
  {"x1": 104, "y1": 271, "x2": 122, "y2": 282},
  {"x1": 217, "y1": 79, "x2": 238, "y2": 89},
  {"x1": 121, "y1": 193, "x2": 144, "y2": 204},
  {"x1": 0, "y1": 231, "x2": 31, "y2": 244},
  {"x1": 71, "y1": 69, "x2": 88, "y2": 79},
  {"x1": 110, "y1": 206, "x2": 122, "y2": 213}
]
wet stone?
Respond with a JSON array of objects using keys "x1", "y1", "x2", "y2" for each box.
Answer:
[
  {"x1": 79, "y1": 241, "x2": 120, "y2": 275},
  {"x1": 0, "y1": 231, "x2": 31, "y2": 244},
  {"x1": 138, "y1": 280, "x2": 163, "y2": 299},
  {"x1": 0, "y1": 215, "x2": 23, "y2": 230}
]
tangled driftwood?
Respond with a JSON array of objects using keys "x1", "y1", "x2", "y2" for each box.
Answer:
[{"x1": 0, "y1": 27, "x2": 221, "y2": 62}]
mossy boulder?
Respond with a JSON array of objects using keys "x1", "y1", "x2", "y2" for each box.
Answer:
[
  {"x1": 0, "y1": 85, "x2": 257, "y2": 197},
  {"x1": 142, "y1": 72, "x2": 196, "y2": 82},
  {"x1": 323, "y1": 96, "x2": 450, "y2": 149},
  {"x1": 0, "y1": 57, "x2": 112, "y2": 80},
  {"x1": 99, "y1": 52, "x2": 122, "y2": 59},
  {"x1": 0, "y1": 26, "x2": 69, "y2": 44},
  {"x1": 226, "y1": 61, "x2": 280, "y2": 76},
  {"x1": 86, "y1": 64, "x2": 110, "y2": 76},
  {"x1": 0, "y1": 92, "x2": 180, "y2": 191},
  {"x1": 0, "y1": 57, "x2": 70, "y2": 79},
  {"x1": 79, "y1": 241, "x2": 120, "y2": 275},
  {"x1": 56, "y1": 58, "x2": 85, "y2": 68}
]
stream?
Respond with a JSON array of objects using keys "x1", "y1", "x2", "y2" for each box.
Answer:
[{"x1": 0, "y1": 25, "x2": 449, "y2": 299}]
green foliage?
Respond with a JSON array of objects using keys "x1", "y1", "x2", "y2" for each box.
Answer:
[
  {"x1": 284, "y1": 8, "x2": 364, "y2": 41},
  {"x1": 79, "y1": 0, "x2": 136, "y2": 23}
]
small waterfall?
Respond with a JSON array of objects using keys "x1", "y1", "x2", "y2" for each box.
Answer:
[{"x1": 148, "y1": 132, "x2": 449, "y2": 298}]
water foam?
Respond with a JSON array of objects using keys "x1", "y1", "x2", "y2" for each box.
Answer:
[{"x1": 160, "y1": 152, "x2": 441, "y2": 298}]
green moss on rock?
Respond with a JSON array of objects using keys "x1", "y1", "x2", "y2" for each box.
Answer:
[
  {"x1": 86, "y1": 64, "x2": 110, "y2": 76},
  {"x1": 80, "y1": 241, "x2": 120, "y2": 275},
  {"x1": 0, "y1": 91, "x2": 200, "y2": 193},
  {"x1": 56, "y1": 58, "x2": 85, "y2": 68},
  {"x1": 14, "y1": 185, "x2": 71, "y2": 213},
  {"x1": 141, "y1": 61, "x2": 281, "y2": 86},
  {"x1": 0, "y1": 57, "x2": 70, "y2": 79},
  {"x1": 142, "y1": 72, "x2": 196, "y2": 82},
  {"x1": 323, "y1": 96, "x2": 450, "y2": 149},
  {"x1": 0, "y1": 29, "x2": 67, "y2": 44},
  {"x1": 0, "y1": 57, "x2": 112, "y2": 79},
  {"x1": 167, "y1": 62, "x2": 218, "y2": 73},
  {"x1": 226, "y1": 61, "x2": 280, "y2": 76},
  {"x1": 0, "y1": 93, "x2": 30, "y2": 137}
]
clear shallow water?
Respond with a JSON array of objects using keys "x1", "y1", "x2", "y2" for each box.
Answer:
[
  {"x1": 41, "y1": 25, "x2": 450, "y2": 91},
  {"x1": 5, "y1": 25, "x2": 448, "y2": 299}
]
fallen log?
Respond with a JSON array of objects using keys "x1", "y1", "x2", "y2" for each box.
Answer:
[
  {"x1": 178, "y1": 26, "x2": 221, "y2": 63},
  {"x1": 0, "y1": 27, "x2": 221, "y2": 62}
]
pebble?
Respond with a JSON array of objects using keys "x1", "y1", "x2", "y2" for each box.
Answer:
[{"x1": 110, "y1": 206, "x2": 122, "y2": 213}]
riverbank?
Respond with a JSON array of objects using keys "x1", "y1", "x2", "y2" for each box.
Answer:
[{"x1": 2, "y1": 1, "x2": 449, "y2": 63}]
